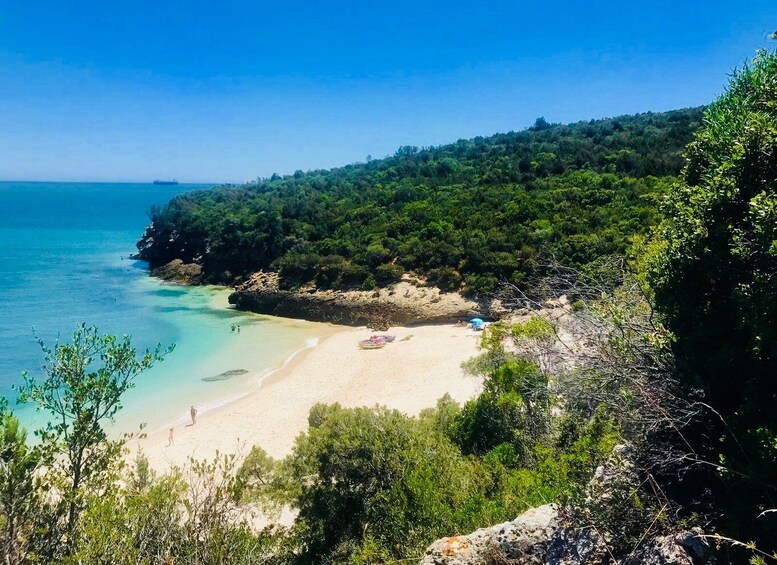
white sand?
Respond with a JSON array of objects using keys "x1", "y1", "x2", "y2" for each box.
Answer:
[{"x1": 135, "y1": 324, "x2": 483, "y2": 471}]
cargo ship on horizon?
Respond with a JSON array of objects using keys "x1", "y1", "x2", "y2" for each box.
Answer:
[{"x1": 153, "y1": 179, "x2": 179, "y2": 185}]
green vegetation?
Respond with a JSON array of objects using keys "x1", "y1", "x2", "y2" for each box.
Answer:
[
  {"x1": 0, "y1": 320, "x2": 626, "y2": 564},
  {"x1": 74, "y1": 454, "x2": 279, "y2": 565},
  {"x1": 139, "y1": 109, "x2": 702, "y2": 294},
  {"x1": 651, "y1": 50, "x2": 777, "y2": 550},
  {"x1": 0, "y1": 325, "x2": 171, "y2": 563},
  {"x1": 232, "y1": 322, "x2": 624, "y2": 564},
  {"x1": 17, "y1": 325, "x2": 172, "y2": 555},
  {"x1": 7, "y1": 51, "x2": 777, "y2": 563},
  {"x1": 272, "y1": 403, "x2": 618, "y2": 562},
  {"x1": 0, "y1": 407, "x2": 40, "y2": 564}
]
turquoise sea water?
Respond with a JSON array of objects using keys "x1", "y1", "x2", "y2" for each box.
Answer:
[{"x1": 0, "y1": 181, "x2": 327, "y2": 434}]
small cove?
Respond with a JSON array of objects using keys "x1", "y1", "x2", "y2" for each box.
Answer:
[{"x1": 0, "y1": 181, "x2": 331, "y2": 435}]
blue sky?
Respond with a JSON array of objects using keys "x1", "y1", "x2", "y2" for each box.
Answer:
[{"x1": 0, "y1": 1, "x2": 775, "y2": 183}]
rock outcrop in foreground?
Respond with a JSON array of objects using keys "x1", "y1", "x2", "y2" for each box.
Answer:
[
  {"x1": 420, "y1": 505, "x2": 602, "y2": 565},
  {"x1": 421, "y1": 446, "x2": 710, "y2": 564},
  {"x1": 228, "y1": 272, "x2": 484, "y2": 328},
  {"x1": 419, "y1": 504, "x2": 708, "y2": 565}
]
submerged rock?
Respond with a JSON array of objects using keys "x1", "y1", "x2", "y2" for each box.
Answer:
[{"x1": 201, "y1": 369, "x2": 250, "y2": 382}]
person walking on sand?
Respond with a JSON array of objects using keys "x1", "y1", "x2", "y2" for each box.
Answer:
[
  {"x1": 190, "y1": 405, "x2": 198, "y2": 425},
  {"x1": 167, "y1": 427, "x2": 174, "y2": 446}
]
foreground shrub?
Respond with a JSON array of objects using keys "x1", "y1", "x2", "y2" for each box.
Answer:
[
  {"x1": 650, "y1": 50, "x2": 777, "y2": 547},
  {"x1": 278, "y1": 405, "x2": 490, "y2": 563},
  {"x1": 75, "y1": 452, "x2": 283, "y2": 565}
]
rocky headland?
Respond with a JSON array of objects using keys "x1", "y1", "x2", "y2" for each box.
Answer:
[
  {"x1": 144, "y1": 257, "x2": 490, "y2": 328},
  {"x1": 228, "y1": 271, "x2": 486, "y2": 328},
  {"x1": 150, "y1": 258, "x2": 203, "y2": 285}
]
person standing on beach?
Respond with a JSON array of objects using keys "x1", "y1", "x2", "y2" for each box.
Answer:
[
  {"x1": 190, "y1": 405, "x2": 198, "y2": 425},
  {"x1": 167, "y1": 427, "x2": 174, "y2": 446}
]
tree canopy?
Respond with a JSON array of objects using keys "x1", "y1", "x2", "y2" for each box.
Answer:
[{"x1": 139, "y1": 108, "x2": 702, "y2": 295}]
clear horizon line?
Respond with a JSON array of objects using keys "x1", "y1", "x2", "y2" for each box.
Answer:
[{"x1": 0, "y1": 178, "x2": 227, "y2": 185}]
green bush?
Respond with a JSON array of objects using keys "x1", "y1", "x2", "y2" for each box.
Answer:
[
  {"x1": 650, "y1": 50, "x2": 777, "y2": 549},
  {"x1": 427, "y1": 266, "x2": 462, "y2": 291},
  {"x1": 75, "y1": 453, "x2": 282, "y2": 565},
  {"x1": 373, "y1": 263, "x2": 404, "y2": 286},
  {"x1": 280, "y1": 404, "x2": 491, "y2": 563},
  {"x1": 453, "y1": 358, "x2": 550, "y2": 462}
]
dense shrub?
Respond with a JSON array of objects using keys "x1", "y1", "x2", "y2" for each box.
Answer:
[
  {"x1": 452, "y1": 358, "x2": 550, "y2": 462},
  {"x1": 651, "y1": 50, "x2": 777, "y2": 550},
  {"x1": 271, "y1": 392, "x2": 619, "y2": 563}
]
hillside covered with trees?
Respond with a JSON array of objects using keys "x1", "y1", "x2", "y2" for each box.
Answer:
[
  {"x1": 138, "y1": 108, "x2": 702, "y2": 295},
  {"x1": 5, "y1": 50, "x2": 777, "y2": 563}
]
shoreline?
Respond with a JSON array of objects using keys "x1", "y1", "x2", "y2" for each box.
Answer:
[
  {"x1": 98, "y1": 279, "x2": 338, "y2": 439},
  {"x1": 142, "y1": 331, "x2": 334, "y2": 436},
  {"x1": 140, "y1": 259, "x2": 490, "y2": 328},
  {"x1": 134, "y1": 322, "x2": 484, "y2": 471}
]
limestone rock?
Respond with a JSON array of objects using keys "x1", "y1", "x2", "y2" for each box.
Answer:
[
  {"x1": 623, "y1": 529, "x2": 709, "y2": 565},
  {"x1": 420, "y1": 504, "x2": 607, "y2": 565},
  {"x1": 419, "y1": 505, "x2": 708, "y2": 565},
  {"x1": 587, "y1": 444, "x2": 638, "y2": 506},
  {"x1": 229, "y1": 271, "x2": 484, "y2": 328},
  {"x1": 151, "y1": 259, "x2": 203, "y2": 285}
]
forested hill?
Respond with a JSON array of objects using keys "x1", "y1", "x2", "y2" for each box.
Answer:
[{"x1": 138, "y1": 108, "x2": 703, "y2": 295}]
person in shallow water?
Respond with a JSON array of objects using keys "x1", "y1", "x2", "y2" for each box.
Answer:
[{"x1": 190, "y1": 405, "x2": 198, "y2": 425}]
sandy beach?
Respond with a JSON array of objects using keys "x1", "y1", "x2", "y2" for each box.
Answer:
[{"x1": 135, "y1": 323, "x2": 484, "y2": 471}]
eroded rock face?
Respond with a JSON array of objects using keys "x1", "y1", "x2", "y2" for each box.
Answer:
[
  {"x1": 420, "y1": 505, "x2": 607, "y2": 565},
  {"x1": 150, "y1": 259, "x2": 203, "y2": 285},
  {"x1": 134, "y1": 222, "x2": 156, "y2": 259},
  {"x1": 228, "y1": 271, "x2": 483, "y2": 328},
  {"x1": 419, "y1": 504, "x2": 708, "y2": 565}
]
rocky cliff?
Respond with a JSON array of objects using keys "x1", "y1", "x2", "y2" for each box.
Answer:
[
  {"x1": 150, "y1": 259, "x2": 203, "y2": 285},
  {"x1": 144, "y1": 259, "x2": 489, "y2": 328},
  {"x1": 228, "y1": 271, "x2": 486, "y2": 328}
]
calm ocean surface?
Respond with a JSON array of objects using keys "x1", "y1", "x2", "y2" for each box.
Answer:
[{"x1": 0, "y1": 181, "x2": 326, "y2": 434}]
